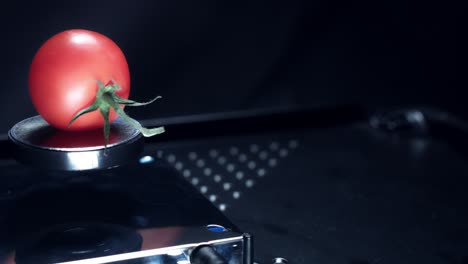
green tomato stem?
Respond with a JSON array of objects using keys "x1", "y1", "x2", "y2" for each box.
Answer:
[
  {"x1": 102, "y1": 93, "x2": 165, "y2": 137},
  {"x1": 68, "y1": 81, "x2": 165, "y2": 148}
]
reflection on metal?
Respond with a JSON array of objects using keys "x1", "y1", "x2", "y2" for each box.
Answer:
[
  {"x1": 57, "y1": 235, "x2": 247, "y2": 264},
  {"x1": 0, "y1": 162, "x2": 253, "y2": 264},
  {"x1": 369, "y1": 109, "x2": 428, "y2": 136},
  {"x1": 272, "y1": 257, "x2": 288, "y2": 263},
  {"x1": 139, "y1": 155, "x2": 155, "y2": 164},
  {"x1": 66, "y1": 151, "x2": 100, "y2": 171},
  {"x1": 206, "y1": 224, "x2": 228, "y2": 233},
  {"x1": 8, "y1": 116, "x2": 144, "y2": 171},
  {"x1": 14, "y1": 223, "x2": 143, "y2": 263}
]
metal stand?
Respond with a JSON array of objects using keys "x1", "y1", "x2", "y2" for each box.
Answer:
[{"x1": 8, "y1": 116, "x2": 144, "y2": 171}]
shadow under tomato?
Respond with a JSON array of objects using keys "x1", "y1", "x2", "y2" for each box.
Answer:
[{"x1": 40, "y1": 128, "x2": 121, "y2": 149}]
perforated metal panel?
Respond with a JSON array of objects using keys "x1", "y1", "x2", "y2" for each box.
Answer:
[{"x1": 142, "y1": 138, "x2": 299, "y2": 213}]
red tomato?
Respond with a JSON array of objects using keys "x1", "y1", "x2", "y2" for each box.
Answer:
[{"x1": 29, "y1": 29, "x2": 130, "y2": 131}]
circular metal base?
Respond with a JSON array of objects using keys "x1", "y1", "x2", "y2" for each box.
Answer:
[{"x1": 8, "y1": 116, "x2": 144, "y2": 171}]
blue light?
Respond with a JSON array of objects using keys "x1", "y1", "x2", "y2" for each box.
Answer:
[
  {"x1": 206, "y1": 224, "x2": 227, "y2": 232},
  {"x1": 139, "y1": 155, "x2": 155, "y2": 164}
]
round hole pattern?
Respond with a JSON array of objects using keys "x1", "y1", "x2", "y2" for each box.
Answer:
[
  {"x1": 174, "y1": 161, "x2": 183, "y2": 171},
  {"x1": 226, "y1": 163, "x2": 235, "y2": 172},
  {"x1": 249, "y1": 144, "x2": 259, "y2": 153},
  {"x1": 214, "y1": 174, "x2": 222, "y2": 182},
  {"x1": 203, "y1": 168, "x2": 212, "y2": 176},
  {"x1": 209, "y1": 195, "x2": 217, "y2": 202},
  {"x1": 248, "y1": 161, "x2": 256, "y2": 170},
  {"x1": 279, "y1": 148, "x2": 289, "y2": 158},
  {"x1": 239, "y1": 154, "x2": 248, "y2": 163},
  {"x1": 259, "y1": 151, "x2": 268, "y2": 160},
  {"x1": 257, "y1": 168, "x2": 266, "y2": 177},
  {"x1": 229, "y1": 147, "x2": 239, "y2": 156},
  {"x1": 246, "y1": 179, "x2": 255, "y2": 188},
  {"x1": 188, "y1": 152, "x2": 197, "y2": 161},
  {"x1": 162, "y1": 138, "x2": 299, "y2": 212},
  {"x1": 196, "y1": 159, "x2": 205, "y2": 168},
  {"x1": 209, "y1": 149, "x2": 219, "y2": 158},
  {"x1": 218, "y1": 156, "x2": 227, "y2": 165},
  {"x1": 191, "y1": 177, "x2": 199, "y2": 186},
  {"x1": 223, "y1": 182, "x2": 232, "y2": 191},
  {"x1": 270, "y1": 142, "x2": 279, "y2": 151},
  {"x1": 182, "y1": 169, "x2": 191, "y2": 178},
  {"x1": 288, "y1": 140, "x2": 299, "y2": 149},
  {"x1": 268, "y1": 158, "x2": 278, "y2": 167},
  {"x1": 167, "y1": 154, "x2": 176, "y2": 163},
  {"x1": 219, "y1": 203, "x2": 227, "y2": 211}
]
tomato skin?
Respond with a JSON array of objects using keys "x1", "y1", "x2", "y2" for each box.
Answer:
[{"x1": 29, "y1": 29, "x2": 130, "y2": 131}]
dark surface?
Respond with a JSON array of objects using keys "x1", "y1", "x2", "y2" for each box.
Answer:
[
  {"x1": 0, "y1": 0, "x2": 465, "y2": 133},
  {"x1": 230, "y1": 126, "x2": 468, "y2": 264},
  {"x1": 1, "y1": 0, "x2": 464, "y2": 262},
  {"x1": 141, "y1": 109, "x2": 468, "y2": 264},
  {"x1": 0, "y1": 162, "x2": 238, "y2": 263},
  {"x1": 191, "y1": 245, "x2": 228, "y2": 264},
  {"x1": 15, "y1": 223, "x2": 143, "y2": 264},
  {"x1": 1, "y1": 108, "x2": 468, "y2": 263}
]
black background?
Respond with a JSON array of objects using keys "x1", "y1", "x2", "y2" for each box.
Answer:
[
  {"x1": 0, "y1": 0, "x2": 464, "y2": 132},
  {"x1": 0, "y1": 2, "x2": 467, "y2": 262}
]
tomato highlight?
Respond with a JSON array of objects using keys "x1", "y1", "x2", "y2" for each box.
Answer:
[{"x1": 29, "y1": 29, "x2": 164, "y2": 146}]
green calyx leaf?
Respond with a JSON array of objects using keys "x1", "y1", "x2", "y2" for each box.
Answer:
[{"x1": 68, "y1": 80, "x2": 165, "y2": 148}]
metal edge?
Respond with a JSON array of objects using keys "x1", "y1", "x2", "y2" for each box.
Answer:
[
  {"x1": 9, "y1": 132, "x2": 144, "y2": 171},
  {"x1": 0, "y1": 106, "x2": 367, "y2": 160},
  {"x1": 242, "y1": 233, "x2": 254, "y2": 264},
  {"x1": 57, "y1": 236, "x2": 245, "y2": 264},
  {"x1": 8, "y1": 116, "x2": 142, "y2": 152}
]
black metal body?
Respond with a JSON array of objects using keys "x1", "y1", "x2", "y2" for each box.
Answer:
[
  {"x1": 0, "y1": 162, "x2": 249, "y2": 263},
  {"x1": 1, "y1": 106, "x2": 468, "y2": 263}
]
